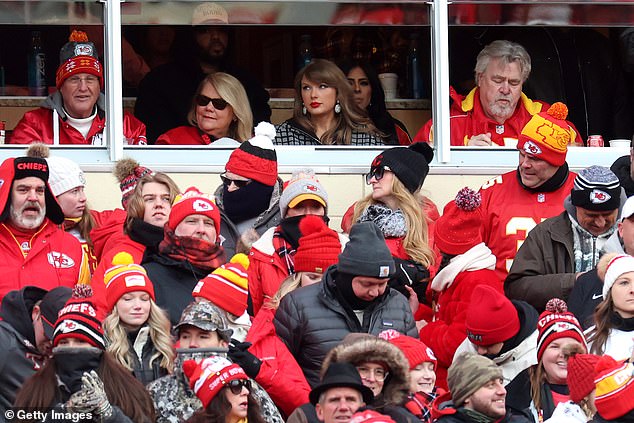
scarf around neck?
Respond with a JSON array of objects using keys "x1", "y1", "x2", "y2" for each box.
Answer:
[
  {"x1": 54, "y1": 346, "x2": 103, "y2": 393},
  {"x1": 569, "y1": 214, "x2": 616, "y2": 272},
  {"x1": 129, "y1": 217, "x2": 166, "y2": 247},
  {"x1": 358, "y1": 204, "x2": 407, "y2": 238},
  {"x1": 159, "y1": 226, "x2": 226, "y2": 273},
  {"x1": 431, "y1": 243, "x2": 496, "y2": 292}
]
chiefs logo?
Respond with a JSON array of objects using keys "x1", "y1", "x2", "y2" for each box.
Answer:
[
  {"x1": 371, "y1": 155, "x2": 383, "y2": 168},
  {"x1": 193, "y1": 199, "x2": 213, "y2": 212},
  {"x1": 426, "y1": 347, "x2": 437, "y2": 360},
  {"x1": 74, "y1": 44, "x2": 95, "y2": 57},
  {"x1": 47, "y1": 252, "x2": 75, "y2": 269},
  {"x1": 61, "y1": 320, "x2": 77, "y2": 332},
  {"x1": 304, "y1": 184, "x2": 318, "y2": 192},
  {"x1": 590, "y1": 189, "x2": 611, "y2": 204},
  {"x1": 523, "y1": 141, "x2": 542, "y2": 156}
]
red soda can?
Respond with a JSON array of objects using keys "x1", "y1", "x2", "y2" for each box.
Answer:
[{"x1": 587, "y1": 135, "x2": 604, "y2": 147}]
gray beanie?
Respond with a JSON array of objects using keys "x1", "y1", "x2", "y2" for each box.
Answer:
[
  {"x1": 447, "y1": 352, "x2": 502, "y2": 407},
  {"x1": 279, "y1": 169, "x2": 328, "y2": 218},
  {"x1": 337, "y1": 222, "x2": 395, "y2": 278},
  {"x1": 570, "y1": 165, "x2": 621, "y2": 211}
]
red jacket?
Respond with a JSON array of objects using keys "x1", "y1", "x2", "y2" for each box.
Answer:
[
  {"x1": 414, "y1": 87, "x2": 547, "y2": 146},
  {"x1": 155, "y1": 125, "x2": 215, "y2": 145},
  {"x1": 245, "y1": 307, "x2": 311, "y2": 417},
  {"x1": 9, "y1": 108, "x2": 147, "y2": 145},
  {"x1": 0, "y1": 220, "x2": 90, "y2": 303},
  {"x1": 90, "y1": 209, "x2": 127, "y2": 261}
]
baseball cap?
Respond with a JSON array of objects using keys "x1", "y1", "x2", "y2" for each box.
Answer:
[
  {"x1": 621, "y1": 196, "x2": 634, "y2": 222},
  {"x1": 174, "y1": 301, "x2": 233, "y2": 342},
  {"x1": 40, "y1": 286, "x2": 73, "y2": 340}
]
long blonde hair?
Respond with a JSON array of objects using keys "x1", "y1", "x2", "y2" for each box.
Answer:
[
  {"x1": 104, "y1": 300, "x2": 175, "y2": 373},
  {"x1": 265, "y1": 273, "x2": 304, "y2": 310},
  {"x1": 352, "y1": 177, "x2": 435, "y2": 267}
]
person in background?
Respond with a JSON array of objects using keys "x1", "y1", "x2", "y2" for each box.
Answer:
[
  {"x1": 183, "y1": 355, "x2": 267, "y2": 423},
  {"x1": 14, "y1": 285, "x2": 156, "y2": 423},
  {"x1": 414, "y1": 39, "x2": 579, "y2": 147},
  {"x1": 587, "y1": 253, "x2": 634, "y2": 360},
  {"x1": 135, "y1": 2, "x2": 271, "y2": 144},
  {"x1": 591, "y1": 355, "x2": 634, "y2": 423},
  {"x1": 215, "y1": 122, "x2": 282, "y2": 258},
  {"x1": 102, "y1": 252, "x2": 175, "y2": 385},
  {"x1": 156, "y1": 72, "x2": 253, "y2": 145},
  {"x1": 10, "y1": 30, "x2": 146, "y2": 145},
  {"x1": 0, "y1": 286, "x2": 71, "y2": 415},
  {"x1": 338, "y1": 59, "x2": 412, "y2": 145},
  {"x1": 478, "y1": 102, "x2": 577, "y2": 280},
  {"x1": 610, "y1": 137, "x2": 634, "y2": 197},
  {"x1": 0, "y1": 155, "x2": 90, "y2": 302},
  {"x1": 530, "y1": 298, "x2": 587, "y2": 422},
  {"x1": 506, "y1": 165, "x2": 625, "y2": 312},
  {"x1": 275, "y1": 59, "x2": 384, "y2": 146}
]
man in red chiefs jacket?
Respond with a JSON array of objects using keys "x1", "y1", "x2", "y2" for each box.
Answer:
[{"x1": 0, "y1": 156, "x2": 90, "y2": 303}]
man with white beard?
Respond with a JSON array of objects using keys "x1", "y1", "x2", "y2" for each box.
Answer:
[
  {"x1": 413, "y1": 40, "x2": 580, "y2": 147},
  {"x1": 0, "y1": 156, "x2": 89, "y2": 303}
]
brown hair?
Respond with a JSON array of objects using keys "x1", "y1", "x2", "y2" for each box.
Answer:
[
  {"x1": 186, "y1": 386, "x2": 266, "y2": 423},
  {"x1": 124, "y1": 172, "x2": 180, "y2": 234},
  {"x1": 588, "y1": 253, "x2": 621, "y2": 354}
]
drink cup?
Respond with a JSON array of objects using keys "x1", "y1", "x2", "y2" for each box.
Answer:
[
  {"x1": 609, "y1": 139, "x2": 631, "y2": 149},
  {"x1": 379, "y1": 73, "x2": 398, "y2": 99}
]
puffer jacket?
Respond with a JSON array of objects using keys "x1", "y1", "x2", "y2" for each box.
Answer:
[
  {"x1": 274, "y1": 118, "x2": 385, "y2": 146},
  {"x1": 274, "y1": 266, "x2": 418, "y2": 386},
  {"x1": 126, "y1": 325, "x2": 169, "y2": 386},
  {"x1": 432, "y1": 392, "x2": 533, "y2": 423}
]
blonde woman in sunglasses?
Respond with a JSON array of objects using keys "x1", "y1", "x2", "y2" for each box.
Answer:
[{"x1": 156, "y1": 72, "x2": 253, "y2": 146}]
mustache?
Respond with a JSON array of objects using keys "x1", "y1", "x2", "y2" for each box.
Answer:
[{"x1": 21, "y1": 201, "x2": 43, "y2": 212}]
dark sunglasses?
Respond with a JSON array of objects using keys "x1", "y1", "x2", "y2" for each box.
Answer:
[
  {"x1": 221, "y1": 174, "x2": 252, "y2": 189},
  {"x1": 194, "y1": 94, "x2": 229, "y2": 110},
  {"x1": 227, "y1": 379, "x2": 251, "y2": 395},
  {"x1": 365, "y1": 165, "x2": 392, "y2": 184}
]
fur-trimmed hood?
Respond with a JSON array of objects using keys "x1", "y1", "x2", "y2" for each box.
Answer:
[{"x1": 321, "y1": 335, "x2": 411, "y2": 406}]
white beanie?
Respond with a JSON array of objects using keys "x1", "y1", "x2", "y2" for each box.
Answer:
[
  {"x1": 46, "y1": 156, "x2": 86, "y2": 197},
  {"x1": 603, "y1": 254, "x2": 634, "y2": 299}
]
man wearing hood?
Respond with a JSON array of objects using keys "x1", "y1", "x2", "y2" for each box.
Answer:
[
  {"x1": 274, "y1": 221, "x2": 417, "y2": 387},
  {"x1": 453, "y1": 285, "x2": 538, "y2": 420},
  {"x1": 506, "y1": 165, "x2": 625, "y2": 312},
  {"x1": 0, "y1": 286, "x2": 71, "y2": 414},
  {"x1": 9, "y1": 30, "x2": 146, "y2": 145},
  {"x1": 0, "y1": 156, "x2": 90, "y2": 302}
]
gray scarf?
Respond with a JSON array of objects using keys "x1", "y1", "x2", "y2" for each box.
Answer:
[{"x1": 358, "y1": 204, "x2": 407, "y2": 238}]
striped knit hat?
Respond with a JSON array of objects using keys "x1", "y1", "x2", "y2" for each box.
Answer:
[
  {"x1": 53, "y1": 285, "x2": 105, "y2": 349},
  {"x1": 570, "y1": 165, "x2": 621, "y2": 211},
  {"x1": 183, "y1": 355, "x2": 248, "y2": 408},
  {"x1": 104, "y1": 252, "x2": 155, "y2": 311},
  {"x1": 536, "y1": 298, "x2": 586, "y2": 362},
  {"x1": 225, "y1": 122, "x2": 277, "y2": 186},
  {"x1": 56, "y1": 30, "x2": 103, "y2": 89},
  {"x1": 594, "y1": 356, "x2": 634, "y2": 420},
  {"x1": 517, "y1": 102, "x2": 574, "y2": 166},
  {"x1": 192, "y1": 253, "x2": 249, "y2": 316}
]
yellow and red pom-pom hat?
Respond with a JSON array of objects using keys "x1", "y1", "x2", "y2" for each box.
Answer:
[{"x1": 55, "y1": 30, "x2": 104, "y2": 89}]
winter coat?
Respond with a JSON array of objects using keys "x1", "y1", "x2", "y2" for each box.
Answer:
[
  {"x1": 90, "y1": 208, "x2": 127, "y2": 261},
  {"x1": 9, "y1": 92, "x2": 146, "y2": 145},
  {"x1": 248, "y1": 226, "x2": 348, "y2": 316},
  {"x1": 544, "y1": 402, "x2": 587, "y2": 423},
  {"x1": 215, "y1": 178, "x2": 283, "y2": 259},
  {"x1": 0, "y1": 287, "x2": 48, "y2": 416},
  {"x1": 274, "y1": 266, "x2": 418, "y2": 387},
  {"x1": 155, "y1": 125, "x2": 242, "y2": 145},
  {"x1": 0, "y1": 220, "x2": 90, "y2": 304},
  {"x1": 245, "y1": 307, "x2": 311, "y2": 417},
  {"x1": 432, "y1": 392, "x2": 534, "y2": 423},
  {"x1": 274, "y1": 118, "x2": 385, "y2": 146},
  {"x1": 611, "y1": 155, "x2": 634, "y2": 198},
  {"x1": 454, "y1": 300, "x2": 539, "y2": 415},
  {"x1": 126, "y1": 325, "x2": 169, "y2": 386},
  {"x1": 567, "y1": 268, "x2": 603, "y2": 330},
  {"x1": 587, "y1": 319, "x2": 634, "y2": 361}
]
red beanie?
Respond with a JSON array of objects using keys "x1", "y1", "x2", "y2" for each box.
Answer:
[
  {"x1": 594, "y1": 356, "x2": 634, "y2": 420},
  {"x1": 536, "y1": 298, "x2": 586, "y2": 363},
  {"x1": 379, "y1": 330, "x2": 437, "y2": 370},
  {"x1": 566, "y1": 345, "x2": 600, "y2": 403},
  {"x1": 434, "y1": 187, "x2": 483, "y2": 255},
  {"x1": 294, "y1": 215, "x2": 341, "y2": 274},
  {"x1": 183, "y1": 356, "x2": 248, "y2": 408},
  {"x1": 465, "y1": 285, "x2": 519, "y2": 346},
  {"x1": 104, "y1": 252, "x2": 155, "y2": 311},
  {"x1": 55, "y1": 30, "x2": 104, "y2": 89},
  {"x1": 192, "y1": 253, "x2": 249, "y2": 316},
  {"x1": 168, "y1": 187, "x2": 221, "y2": 239},
  {"x1": 225, "y1": 122, "x2": 278, "y2": 186},
  {"x1": 53, "y1": 285, "x2": 105, "y2": 349},
  {"x1": 350, "y1": 410, "x2": 396, "y2": 423}
]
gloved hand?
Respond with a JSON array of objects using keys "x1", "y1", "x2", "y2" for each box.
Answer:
[
  {"x1": 390, "y1": 257, "x2": 430, "y2": 304},
  {"x1": 80, "y1": 370, "x2": 113, "y2": 419},
  {"x1": 227, "y1": 339, "x2": 261, "y2": 379},
  {"x1": 64, "y1": 386, "x2": 100, "y2": 414}
]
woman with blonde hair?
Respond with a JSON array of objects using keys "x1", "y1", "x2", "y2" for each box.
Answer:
[
  {"x1": 587, "y1": 252, "x2": 634, "y2": 360},
  {"x1": 103, "y1": 253, "x2": 175, "y2": 385},
  {"x1": 157, "y1": 72, "x2": 253, "y2": 145},
  {"x1": 275, "y1": 58, "x2": 384, "y2": 145}
]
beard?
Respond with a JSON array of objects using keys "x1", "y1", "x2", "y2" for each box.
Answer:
[
  {"x1": 487, "y1": 96, "x2": 516, "y2": 121},
  {"x1": 11, "y1": 201, "x2": 45, "y2": 229}
]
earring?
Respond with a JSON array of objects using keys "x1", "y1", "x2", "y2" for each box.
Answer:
[
  {"x1": 302, "y1": 105, "x2": 307, "y2": 115},
  {"x1": 334, "y1": 101, "x2": 341, "y2": 114}
]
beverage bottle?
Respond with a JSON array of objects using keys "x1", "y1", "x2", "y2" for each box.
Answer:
[
  {"x1": 297, "y1": 35, "x2": 313, "y2": 71},
  {"x1": 28, "y1": 31, "x2": 46, "y2": 96},
  {"x1": 406, "y1": 33, "x2": 424, "y2": 99},
  {"x1": 0, "y1": 121, "x2": 5, "y2": 144}
]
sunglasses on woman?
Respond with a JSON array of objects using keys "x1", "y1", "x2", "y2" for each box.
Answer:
[
  {"x1": 365, "y1": 165, "x2": 392, "y2": 184},
  {"x1": 194, "y1": 94, "x2": 229, "y2": 110},
  {"x1": 221, "y1": 173, "x2": 252, "y2": 189},
  {"x1": 228, "y1": 379, "x2": 251, "y2": 395}
]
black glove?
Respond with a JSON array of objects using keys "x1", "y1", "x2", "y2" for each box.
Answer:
[
  {"x1": 390, "y1": 257, "x2": 430, "y2": 304},
  {"x1": 227, "y1": 339, "x2": 262, "y2": 379}
]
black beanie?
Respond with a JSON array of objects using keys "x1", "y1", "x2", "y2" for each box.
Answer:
[
  {"x1": 369, "y1": 142, "x2": 433, "y2": 194},
  {"x1": 338, "y1": 222, "x2": 395, "y2": 278},
  {"x1": 570, "y1": 165, "x2": 621, "y2": 212}
]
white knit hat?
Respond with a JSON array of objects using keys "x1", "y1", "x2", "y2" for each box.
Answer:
[
  {"x1": 47, "y1": 156, "x2": 86, "y2": 197},
  {"x1": 603, "y1": 254, "x2": 634, "y2": 299}
]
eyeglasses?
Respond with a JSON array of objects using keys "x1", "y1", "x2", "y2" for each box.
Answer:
[
  {"x1": 356, "y1": 366, "x2": 389, "y2": 382},
  {"x1": 66, "y1": 75, "x2": 100, "y2": 86},
  {"x1": 221, "y1": 173, "x2": 252, "y2": 189},
  {"x1": 194, "y1": 94, "x2": 229, "y2": 110},
  {"x1": 227, "y1": 379, "x2": 251, "y2": 395},
  {"x1": 365, "y1": 165, "x2": 392, "y2": 184}
]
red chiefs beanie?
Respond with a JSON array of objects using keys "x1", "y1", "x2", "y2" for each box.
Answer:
[
  {"x1": 565, "y1": 343, "x2": 600, "y2": 404},
  {"x1": 594, "y1": 356, "x2": 634, "y2": 420},
  {"x1": 183, "y1": 355, "x2": 248, "y2": 408},
  {"x1": 294, "y1": 215, "x2": 341, "y2": 274},
  {"x1": 434, "y1": 187, "x2": 483, "y2": 255},
  {"x1": 56, "y1": 30, "x2": 104, "y2": 89},
  {"x1": 536, "y1": 298, "x2": 586, "y2": 363},
  {"x1": 168, "y1": 187, "x2": 221, "y2": 239},
  {"x1": 225, "y1": 122, "x2": 278, "y2": 186},
  {"x1": 104, "y1": 252, "x2": 155, "y2": 312},
  {"x1": 53, "y1": 285, "x2": 105, "y2": 349},
  {"x1": 379, "y1": 330, "x2": 437, "y2": 370},
  {"x1": 350, "y1": 410, "x2": 396, "y2": 423},
  {"x1": 465, "y1": 285, "x2": 519, "y2": 346},
  {"x1": 192, "y1": 253, "x2": 249, "y2": 316}
]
